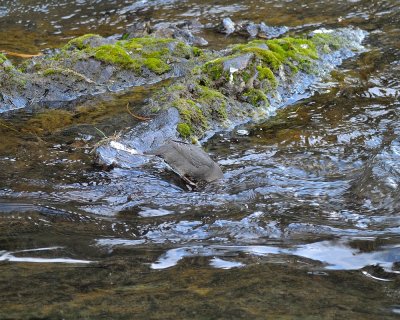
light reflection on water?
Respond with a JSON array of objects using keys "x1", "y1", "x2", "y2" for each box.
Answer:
[{"x1": 145, "y1": 239, "x2": 400, "y2": 272}]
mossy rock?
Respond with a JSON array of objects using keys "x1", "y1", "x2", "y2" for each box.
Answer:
[
  {"x1": 173, "y1": 98, "x2": 208, "y2": 137},
  {"x1": 256, "y1": 66, "x2": 278, "y2": 88},
  {"x1": 64, "y1": 34, "x2": 104, "y2": 50},
  {"x1": 243, "y1": 89, "x2": 269, "y2": 107},
  {"x1": 196, "y1": 85, "x2": 228, "y2": 121},
  {"x1": 93, "y1": 44, "x2": 142, "y2": 70},
  {"x1": 61, "y1": 34, "x2": 196, "y2": 76}
]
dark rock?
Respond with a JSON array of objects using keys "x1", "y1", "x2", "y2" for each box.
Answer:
[
  {"x1": 92, "y1": 27, "x2": 366, "y2": 186},
  {"x1": 173, "y1": 29, "x2": 208, "y2": 47},
  {"x1": 125, "y1": 21, "x2": 152, "y2": 38},
  {"x1": 138, "y1": 20, "x2": 208, "y2": 46}
]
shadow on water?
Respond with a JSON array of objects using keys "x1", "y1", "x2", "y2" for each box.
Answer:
[{"x1": 1, "y1": 0, "x2": 400, "y2": 318}]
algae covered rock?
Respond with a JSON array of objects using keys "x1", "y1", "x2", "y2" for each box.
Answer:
[{"x1": 0, "y1": 34, "x2": 199, "y2": 112}]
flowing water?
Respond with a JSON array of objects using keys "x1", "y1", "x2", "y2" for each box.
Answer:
[{"x1": 1, "y1": 0, "x2": 400, "y2": 318}]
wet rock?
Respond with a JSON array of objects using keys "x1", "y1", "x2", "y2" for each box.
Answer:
[
  {"x1": 221, "y1": 18, "x2": 236, "y2": 35},
  {"x1": 125, "y1": 21, "x2": 152, "y2": 38},
  {"x1": 146, "y1": 139, "x2": 223, "y2": 184},
  {"x1": 95, "y1": 107, "x2": 223, "y2": 186},
  {"x1": 96, "y1": 108, "x2": 180, "y2": 168},
  {"x1": 218, "y1": 18, "x2": 289, "y2": 39},
  {"x1": 172, "y1": 29, "x2": 208, "y2": 47},
  {"x1": 127, "y1": 20, "x2": 208, "y2": 46},
  {"x1": 258, "y1": 23, "x2": 289, "y2": 39},
  {"x1": 222, "y1": 53, "x2": 254, "y2": 72},
  {"x1": 246, "y1": 22, "x2": 259, "y2": 38}
]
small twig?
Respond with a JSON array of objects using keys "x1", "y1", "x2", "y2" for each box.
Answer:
[
  {"x1": 126, "y1": 103, "x2": 151, "y2": 121},
  {"x1": 1, "y1": 50, "x2": 43, "y2": 59},
  {"x1": 0, "y1": 120, "x2": 20, "y2": 135},
  {"x1": 94, "y1": 127, "x2": 107, "y2": 138}
]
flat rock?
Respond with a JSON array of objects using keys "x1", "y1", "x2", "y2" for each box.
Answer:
[{"x1": 222, "y1": 53, "x2": 254, "y2": 72}]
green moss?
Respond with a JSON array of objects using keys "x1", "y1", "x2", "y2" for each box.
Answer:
[
  {"x1": 192, "y1": 47, "x2": 202, "y2": 57},
  {"x1": 191, "y1": 66, "x2": 202, "y2": 76},
  {"x1": 269, "y1": 38, "x2": 318, "y2": 60},
  {"x1": 43, "y1": 68, "x2": 63, "y2": 76},
  {"x1": 203, "y1": 59, "x2": 223, "y2": 80},
  {"x1": 231, "y1": 37, "x2": 318, "y2": 73},
  {"x1": 64, "y1": 34, "x2": 101, "y2": 50},
  {"x1": 311, "y1": 33, "x2": 342, "y2": 53},
  {"x1": 173, "y1": 98, "x2": 208, "y2": 134},
  {"x1": 243, "y1": 89, "x2": 269, "y2": 107},
  {"x1": 240, "y1": 47, "x2": 282, "y2": 70},
  {"x1": 124, "y1": 37, "x2": 174, "y2": 46},
  {"x1": 256, "y1": 66, "x2": 277, "y2": 88},
  {"x1": 120, "y1": 39, "x2": 143, "y2": 51},
  {"x1": 118, "y1": 37, "x2": 176, "y2": 58},
  {"x1": 143, "y1": 57, "x2": 171, "y2": 74},
  {"x1": 202, "y1": 52, "x2": 250, "y2": 81},
  {"x1": 201, "y1": 53, "x2": 245, "y2": 81},
  {"x1": 93, "y1": 44, "x2": 141, "y2": 70},
  {"x1": 4, "y1": 65, "x2": 15, "y2": 72},
  {"x1": 174, "y1": 42, "x2": 193, "y2": 59},
  {"x1": 216, "y1": 102, "x2": 228, "y2": 120},
  {"x1": 167, "y1": 84, "x2": 186, "y2": 93},
  {"x1": 143, "y1": 48, "x2": 170, "y2": 59},
  {"x1": 62, "y1": 35, "x2": 191, "y2": 74},
  {"x1": 0, "y1": 53, "x2": 7, "y2": 64},
  {"x1": 197, "y1": 85, "x2": 225, "y2": 101},
  {"x1": 196, "y1": 85, "x2": 228, "y2": 121},
  {"x1": 177, "y1": 123, "x2": 191, "y2": 138}
]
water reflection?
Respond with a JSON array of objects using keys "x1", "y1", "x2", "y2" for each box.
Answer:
[
  {"x1": 146, "y1": 238, "x2": 400, "y2": 271},
  {"x1": 1, "y1": 0, "x2": 400, "y2": 317}
]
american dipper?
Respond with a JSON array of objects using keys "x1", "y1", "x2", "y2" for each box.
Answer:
[{"x1": 146, "y1": 139, "x2": 223, "y2": 187}]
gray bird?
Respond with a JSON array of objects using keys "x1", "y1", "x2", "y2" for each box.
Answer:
[{"x1": 146, "y1": 139, "x2": 223, "y2": 189}]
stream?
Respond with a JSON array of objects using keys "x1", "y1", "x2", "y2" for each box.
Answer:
[{"x1": 1, "y1": 0, "x2": 400, "y2": 318}]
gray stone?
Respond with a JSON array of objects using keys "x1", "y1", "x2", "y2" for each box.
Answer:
[
  {"x1": 222, "y1": 53, "x2": 254, "y2": 72},
  {"x1": 258, "y1": 23, "x2": 289, "y2": 38},
  {"x1": 221, "y1": 18, "x2": 235, "y2": 35},
  {"x1": 246, "y1": 23, "x2": 259, "y2": 38}
]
